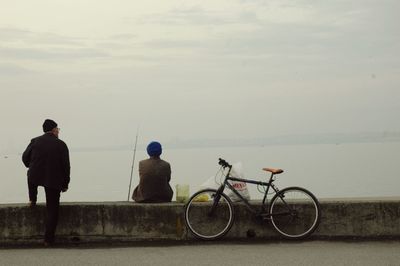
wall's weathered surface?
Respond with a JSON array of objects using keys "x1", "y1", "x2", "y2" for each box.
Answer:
[
  {"x1": 0, "y1": 199, "x2": 399, "y2": 245},
  {"x1": 315, "y1": 199, "x2": 400, "y2": 238}
]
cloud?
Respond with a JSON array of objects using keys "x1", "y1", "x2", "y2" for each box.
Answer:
[
  {"x1": 109, "y1": 33, "x2": 138, "y2": 40},
  {"x1": 0, "y1": 46, "x2": 109, "y2": 61},
  {"x1": 0, "y1": 27, "x2": 111, "y2": 62},
  {"x1": 144, "y1": 39, "x2": 205, "y2": 50},
  {"x1": 0, "y1": 63, "x2": 34, "y2": 76},
  {"x1": 133, "y1": 6, "x2": 259, "y2": 26},
  {"x1": 0, "y1": 27, "x2": 84, "y2": 47}
]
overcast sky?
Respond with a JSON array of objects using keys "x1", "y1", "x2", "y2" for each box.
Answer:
[{"x1": 1, "y1": 0, "x2": 399, "y2": 152}]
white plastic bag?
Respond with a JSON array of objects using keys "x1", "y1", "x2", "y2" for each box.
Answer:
[
  {"x1": 199, "y1": 162, "x2": 250, "y2": 202},
  {"x1": 226, "y1": 162, "x2": 251, "y2": 202},
  {"x1": 200, "y1": 176, "x2": 220, "y2": 190}
]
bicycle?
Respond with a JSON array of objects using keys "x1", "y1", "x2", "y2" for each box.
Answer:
[{"x1": 184, "y1": 158, "x2": 321, "y2": 240}]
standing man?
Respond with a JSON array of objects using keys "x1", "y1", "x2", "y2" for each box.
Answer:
[{"x1": 22, "y1": 119, "x2": 70, "y2": 246}]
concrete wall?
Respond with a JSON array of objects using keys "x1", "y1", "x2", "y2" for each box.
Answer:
[{"x1": 0, "y1": 199, "x2": 399, "y2": 245}]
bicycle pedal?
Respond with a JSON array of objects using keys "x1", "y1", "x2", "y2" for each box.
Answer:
[{"x1": 256, "y1": 213, "x2": 271, "y2": 221}]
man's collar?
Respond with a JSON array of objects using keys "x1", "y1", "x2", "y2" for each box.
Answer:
[{"x1": 44, "y1": 132, "x2": 57, "y2": 138}]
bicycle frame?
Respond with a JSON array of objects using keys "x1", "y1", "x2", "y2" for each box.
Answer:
[{"x1": 216, "y1": 166, "x2": 281, "y2": 215}]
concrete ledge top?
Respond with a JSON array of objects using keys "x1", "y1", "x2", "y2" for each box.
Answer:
[
  {"x1": 0, "y1": 202, "x2": 186, "y2": 208},
  {"x1": 318, "y1": 197, "x2": 400, "y2": 203},
  {"x1": 1, "y1": 197, "x2": 400, "y2": 208}
]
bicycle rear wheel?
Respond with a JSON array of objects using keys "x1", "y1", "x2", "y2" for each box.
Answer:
[
  {"x1": 184, "y1": 189, "x2": 234, "y2": 240},
  {"x1": 269, "y1": 187, "x2": 321, "y2": 239}
]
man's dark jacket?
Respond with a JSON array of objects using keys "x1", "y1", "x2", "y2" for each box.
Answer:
[
  {"x1": 133, "y1": 157, "x2": 173, "y2": 203},
  {"x1": 22, "y1": 133, "x2": 70, "y2": 190}
]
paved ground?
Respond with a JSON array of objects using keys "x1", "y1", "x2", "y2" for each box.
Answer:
[{"x1": 0, "y1": 241, "x2": 399, "y2": 266}]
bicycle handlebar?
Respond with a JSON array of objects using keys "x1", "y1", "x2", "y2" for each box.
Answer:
[{"x1": 218, "y1": 158, "x2": 232, "y2": 168}]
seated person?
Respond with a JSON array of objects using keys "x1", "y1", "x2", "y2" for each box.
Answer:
[{"x1": 132, "y1": 141, "x2": 173, "y2": 203}]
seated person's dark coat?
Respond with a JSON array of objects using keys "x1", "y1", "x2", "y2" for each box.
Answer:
[{"x1": 132, "y1": 142, "x2": 173, "y2": 203}]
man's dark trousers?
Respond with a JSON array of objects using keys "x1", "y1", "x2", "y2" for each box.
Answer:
[
  {"x1": 44, "y1": 187, "x2": 61, "y2": 244},
  {"x1": 28, "y1": 179, "x2": 38, "y2": 203}
]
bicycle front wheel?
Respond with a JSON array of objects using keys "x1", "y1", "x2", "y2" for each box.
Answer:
[
  {"x1": 184, "y1": 189, "x2": 234, "y2": 240},
  {"x1": 270, "y1": 187, "x2": 321, "y2": 239}
]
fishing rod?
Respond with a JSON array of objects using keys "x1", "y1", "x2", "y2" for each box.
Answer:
[{"x1": 127, "y1": 127, "x2": 139, "y2": 201}]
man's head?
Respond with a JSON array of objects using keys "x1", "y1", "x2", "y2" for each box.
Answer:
[
  {"x1": 42, "y1": 119, "x2": 59, "y2": 137},
  {"x1": 147, "y1": 141, "x2": 162, "y2": 158}
]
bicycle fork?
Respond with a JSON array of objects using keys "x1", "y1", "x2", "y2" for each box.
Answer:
[{"x1": 207, "y1": 185, "x2": 225, "y2": 217}]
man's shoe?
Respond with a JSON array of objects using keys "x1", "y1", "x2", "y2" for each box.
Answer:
[{"x1": 29, "y1": 201, "x2": 36, "y2": 207}]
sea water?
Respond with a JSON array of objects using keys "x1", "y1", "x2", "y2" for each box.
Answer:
[{"x1": 1, "y1": 142, "x2": 399, "y2": 203}]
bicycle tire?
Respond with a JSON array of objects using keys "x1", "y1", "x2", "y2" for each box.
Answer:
[
  {"x1": 184, "y1": 189, "x2": 235, "y2": 240},
  {"x1": 269, "y1": 186, "x2": 321, "y2": 239}
]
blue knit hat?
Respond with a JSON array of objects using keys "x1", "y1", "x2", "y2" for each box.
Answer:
[{"x1": 147, "y1": 141, "x2": 162, "y2": 157}]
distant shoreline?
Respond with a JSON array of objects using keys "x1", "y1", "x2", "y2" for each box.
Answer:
[
  {"x1": 3, "y1": 132, "x2": 400, "y2": 155},
  {"x1": 70, "y1": 135, "x2": 400, "y2": 152}
]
